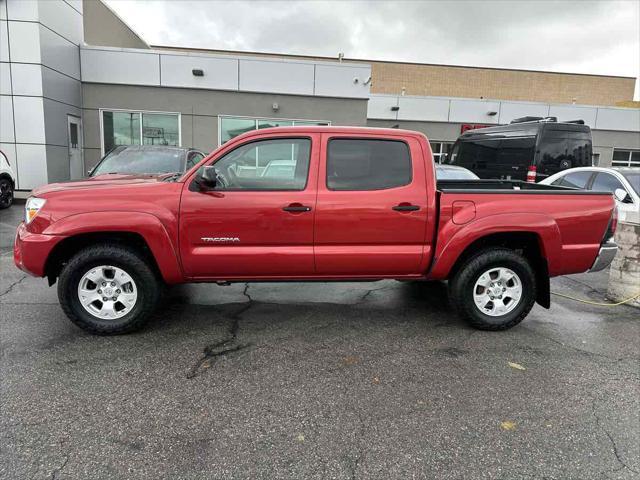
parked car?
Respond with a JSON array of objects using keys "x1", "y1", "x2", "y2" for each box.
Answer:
[
  {"x1": 0, "y1": 149, "x2": 15, "y2": 209},
  {"x1": 89, "y1": 145, "x2": 207, "y2": 177},
  {"x1": 435, "y1": 164, "x2": 479, "y2": 180},
  {"x1": 15, "y1": 126, "x2": 617, "y2": 335},
  {"x1": 540, "y1": 167, "x2": 639, "y2": 224},
  {"x1": 447, "y1": 117, "x2": 592, "y2": 182}
]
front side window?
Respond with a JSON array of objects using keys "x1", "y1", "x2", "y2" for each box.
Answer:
[
  {"x1": 102, "y1": 110, "x2": 179, "y2": 154},
  {"x1": 327, "y1": 139, "x2": 412, "y2": 191},
  {"x1": 590, "y1": 173, "x2": 625, "y2": 194},
  {"x1": 210, "y1": 138, "x2": 311, "y2": 191}
]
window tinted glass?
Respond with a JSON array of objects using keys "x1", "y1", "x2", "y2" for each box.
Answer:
[
  {"x1": 558, "y1": 171, "x2": 592, "y2": 189},
  {"x1": 591, "y1": 173, "x2": 624, "y2": 193},
  {"x1": 327, "y1": 139, "x2": 411, "y2": 190},
  {"x1": 212, "y1": 138, "x2": 310, "y2": 190},
  {"x1": 450, "y1": 139, "x2": 500, "y2": 179},
  {"x1": 495, "y1": 137, "x2": 535, "y2": 180},
  {"x1": 538, "y1": 134, "x2": 592, "y2": 176}
]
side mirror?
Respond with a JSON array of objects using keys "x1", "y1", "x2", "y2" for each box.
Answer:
[
  {"x1": 614, "y1": 188, "x2": 631, "y2": 204},
  {"x1": 197, "y1": 166, "x2": 217, "y2": 191}
]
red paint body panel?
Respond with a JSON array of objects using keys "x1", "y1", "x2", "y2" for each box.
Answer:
[{"x1": 13, "y1": 126, "x2": 614, "y2": 288}]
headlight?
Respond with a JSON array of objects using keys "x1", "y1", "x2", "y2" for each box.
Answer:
[{"x1": 25, "y1": 197, "x2": 46, "y2": 224}]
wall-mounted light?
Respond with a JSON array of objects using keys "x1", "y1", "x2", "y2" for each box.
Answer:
[
  {"x1": 391, "y1": 106, "x2": 400, "y2": 112},
  {"x1": 487, "y1": 111, "x2": 498, "y2": 116},
  {"x1": 272, "y1": 102, "x2": 279, "y2": 112},
  {"x1": 192, "y1": 69, "x2": 204, "y2": 77}
]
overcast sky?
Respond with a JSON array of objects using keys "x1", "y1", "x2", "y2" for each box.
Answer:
[{"x1": 105, "y1": 0, "x2": 640, "y2": 98}]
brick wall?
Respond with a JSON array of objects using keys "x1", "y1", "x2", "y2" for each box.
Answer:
[{"x1": 369, "y1": 62, "x2": 635, "y2": 106}]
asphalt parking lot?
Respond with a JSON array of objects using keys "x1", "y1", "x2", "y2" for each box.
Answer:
[{"x1": 1, "y1": 204, "x2": 638, "y2": 480}]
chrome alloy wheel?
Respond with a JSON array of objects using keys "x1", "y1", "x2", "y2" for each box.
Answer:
[
  {"x1": 77, "y1": 265, "x2": 138, "y2": 319},
  {"x1": 473, "y1": 267, "x2": 522, "y2": 317}
]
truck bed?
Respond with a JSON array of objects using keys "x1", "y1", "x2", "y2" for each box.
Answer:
[
  {"x1": 429, "y1": 180, "x2": 615, "y2": 280},
  {"x1": 436, "y1": 179, "x2": 609, "y2": 195}
]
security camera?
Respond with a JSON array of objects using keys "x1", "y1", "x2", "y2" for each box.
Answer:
[{"x1": 363, "y1": 76, "x2": 372, "y2": 86}]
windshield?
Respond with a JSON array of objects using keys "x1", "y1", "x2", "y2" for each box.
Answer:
[
  {"x1": 91, "y1": 148, "x2": 184, "y2": 176},
  {"x1": 622, "y1": 172, "x2": 640, "y2": 195}
]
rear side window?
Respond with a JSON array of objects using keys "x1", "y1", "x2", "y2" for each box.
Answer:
[
  {"x1": 590, "y1": 173, "x2": 625, "y2": 193},
  {"x1": 327, "y1": 139, "x2": 411, "y2": 190},
  {"x1": 553, "y1": 171, "x2": 592, "y2": 189}
]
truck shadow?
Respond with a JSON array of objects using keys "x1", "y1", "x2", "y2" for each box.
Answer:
[{"x1": 152, "y1": 280, "x2": 463, "y2": 334}]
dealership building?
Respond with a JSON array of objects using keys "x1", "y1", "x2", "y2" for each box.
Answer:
[{"x1": 1, "y1": 0, "x2": 639, "y2": 193}]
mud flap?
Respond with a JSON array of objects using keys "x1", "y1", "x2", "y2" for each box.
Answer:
[{"x1": 535, "y1": 259, "x2": 550, "y2": 309}]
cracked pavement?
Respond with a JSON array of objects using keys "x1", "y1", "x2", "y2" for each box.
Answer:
[{"x1": 1, "y1": 205, "x2": 639, "y2": 479}]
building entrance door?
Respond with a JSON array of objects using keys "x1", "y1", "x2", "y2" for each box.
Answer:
[{"x1": 67, "y1": 115, "x2": 83, "y2": 179}]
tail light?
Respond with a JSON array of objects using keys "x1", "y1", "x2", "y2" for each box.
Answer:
[{"x1": 526, "y1": 166, "x2": 537, "y2": 183}]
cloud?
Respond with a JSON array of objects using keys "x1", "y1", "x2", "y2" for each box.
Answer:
[{"x1": 105, "y1": 0, "x2": 639, "y2": 96}]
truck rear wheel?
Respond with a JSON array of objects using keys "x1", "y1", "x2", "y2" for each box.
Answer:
[
  {"x1": 449, "y1": 248, "x2": 536, "y2": 331},
  {"x1": 58, "y1": 244, "x2": 161, "y2": 335}
]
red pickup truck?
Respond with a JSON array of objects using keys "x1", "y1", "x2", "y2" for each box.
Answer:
[{"x1": 14, "y1": 127, "x2": 618, "y2": 335}]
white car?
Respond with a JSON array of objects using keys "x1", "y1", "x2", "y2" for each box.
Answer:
[
  {"x1": 0, "y1": 149, "x2": 15, "y2": 209},
  {"x1": 540, "y1": 167, "x2": 639, "y2": 224}
]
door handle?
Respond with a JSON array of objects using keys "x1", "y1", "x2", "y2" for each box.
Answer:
[
  {"x1": 283, "y1": 204, "x2": 312, "y2": 213},
  {"x1": 392, "y1": 204, "x2": 420, "y2": 212}
]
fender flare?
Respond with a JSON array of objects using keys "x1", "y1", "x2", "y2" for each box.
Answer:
[
  {"x1": 43, "y1": 211, "x2": 183, "y2": 283},
  {"x1": 429, "y1": 212, "x2": 563, "y2": 279}
]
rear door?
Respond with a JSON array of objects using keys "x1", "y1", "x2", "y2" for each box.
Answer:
[
  {"x1": 314, "y1": 134, "x2": 428, "y2": 276},
  {"x1": 179, "y1": 135, "x2": 319, "y2": 278}
]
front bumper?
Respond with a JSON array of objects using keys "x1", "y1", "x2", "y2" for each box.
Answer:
[
  {"x1": 14, "y1": 223, "x2": 64, "y2": 277},
  {"x1": 588, "y1": 239, "x2": 618, "y2": 272}
]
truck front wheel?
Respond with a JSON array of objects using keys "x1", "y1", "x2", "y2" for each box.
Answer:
[
  {"x1": 58, "y1": 244, "x2": 161, "y2": 335},
  {"x1": 449, "y1": 248, "x2": 536, "y2": 331}
]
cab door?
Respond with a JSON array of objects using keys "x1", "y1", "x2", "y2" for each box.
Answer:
[
  {"x1": 314, "y1": 134, "x2": 428, "y2": 276},
  {"x1": 179, "y1": 135, "x2": 319, "y2": 279}
]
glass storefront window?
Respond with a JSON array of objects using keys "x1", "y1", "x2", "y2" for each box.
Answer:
[
  {"x1": 258, "y1": 119, "x2": 293, "y2": 129},
  {"x1": 612, "y1": 149, "x2": 640, "y2": 167},
  {"x1": 102, "y1": 110, "x2": 180, "y2": 154},
  {"x1": 221, "y1": 118, "x2": 257, "y2": 144},
  {"x1": 142, "y1": 113, "x2": 180, "y2": 146},
  {"x1": 430, "y1": 141, "x2": 454, "y2": 164},
  {"x1": 102, "y1": 111, "x2": 141, "y2": 153},
  {"x1": 220, "y1": 116, "x2": 330, "y2": 145}
]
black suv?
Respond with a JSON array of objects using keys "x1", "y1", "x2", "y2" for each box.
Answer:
[{"x1": 447, "y1": 117, "x2": 593, "y2": 182}]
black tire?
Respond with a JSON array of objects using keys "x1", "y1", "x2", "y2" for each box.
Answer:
[
  {"x1": 0, "y1": 178, "x2": 13, "y2": 209},
  {"x1": 449, "y1": 248, "x2": 536, "y2": 331},
  {"x1": 58, "y1": 244, "x2": 161, "y2": 335}
]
